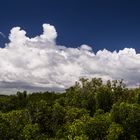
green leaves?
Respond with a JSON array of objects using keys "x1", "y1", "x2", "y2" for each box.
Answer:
[
  {"x1": 22, "y1": 123, "x2": 40, "y2": 140},
  {"x1": 85, "y1": 113, "x2": 111, "y2": 140},
  {"x1": 107, "y1": 123, "x2": 124, "y2": 140},
  {"x1": 111, "y1": 102, "x2": 140, "y2": 139},
  {"x1": 0, "y1": 78, "x2": 140, "y2": 139},
  {"x1": 96, "y1": 86, "x2": 113, "y2": 112},
  {"x1": 0, "y1": 109, "x2": 30, "y2": 139}
]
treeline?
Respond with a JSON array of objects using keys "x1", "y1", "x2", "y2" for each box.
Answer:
[{"x1": 0, "y1": 78, "x2": 140, "y2": 140}]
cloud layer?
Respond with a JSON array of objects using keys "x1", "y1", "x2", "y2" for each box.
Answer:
[{"x1": 0, "y1": 23, "x2": 140, "y2": 93}]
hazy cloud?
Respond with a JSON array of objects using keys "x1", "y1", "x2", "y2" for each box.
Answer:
[
  {"x1": 0, "y1": 32, "x2": 6, "y2": 38},
  {"x1": 0, "y1": 23, "x2": 140, "y2": 94}
]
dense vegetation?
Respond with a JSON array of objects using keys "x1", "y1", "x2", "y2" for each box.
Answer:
[{"x1": 0, "y1": 78, "x2": 140, "y2": 140}]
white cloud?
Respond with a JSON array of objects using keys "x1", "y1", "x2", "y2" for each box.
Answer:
[{"x1": 0, "y1": 23, "x2": 140, "y2": 94}]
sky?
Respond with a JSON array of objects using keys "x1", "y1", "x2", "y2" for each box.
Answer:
[
  {"x1": 1, "y1": 0, "x2": 140, "y2": 51},
  {"x1": 0, "y1": 0, "x2": 140, "y2": 94}
]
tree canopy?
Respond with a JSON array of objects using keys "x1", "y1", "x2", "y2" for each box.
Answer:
[{"x1": 0, "y1": 78, "x2": 140, "y2": 139}]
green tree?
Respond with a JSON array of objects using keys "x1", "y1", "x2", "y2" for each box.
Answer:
[
  {"x1": 65, "y1": 119, "x2": 88, "y2": 140},
  {"x1": 106, "y1": 122, "x2": 124, "y2": 140},
  {"x1": 85, "y1": 113, "x2": 111, "y2": 140},
  {"x1": 111, "y1": 102, "x2": 140, "y2": 139},
  {"x1": 0, "y1": 109, "x2": 30, "y2": 139},
  {"x1": 96, "y1": 85, "x2": 113, "y2": 112},
  {"x1": 22, "y1": 123, "x2": 40, "y2": 140}
]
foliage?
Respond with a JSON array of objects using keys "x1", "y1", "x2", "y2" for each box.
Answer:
[{"x1": 0, "y1": 78, "x2": 140, "y2": 139}]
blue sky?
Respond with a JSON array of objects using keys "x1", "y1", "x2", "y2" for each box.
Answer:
[
  {"x1": 1, "y1": 0, "x2": 140, "y2": 52},
  {"x1": 1, "y1": 0, "x2": 140, "y2": 94}
]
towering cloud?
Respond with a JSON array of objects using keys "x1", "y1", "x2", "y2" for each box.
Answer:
[{"x1": 0, "y1": 23, "x2": 140, "y2": 94}]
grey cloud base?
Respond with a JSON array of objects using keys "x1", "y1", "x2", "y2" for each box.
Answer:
[{"x1": 0, "y1": 23, "x2": 140, "y2": 94}]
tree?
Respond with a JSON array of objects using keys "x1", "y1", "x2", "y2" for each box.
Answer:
[
  {"x1": 106, "y1": 122, "x2": 124, "y2": 140},
  {"x1": 22, "y1": 123, "x2": 40, "y2": 140},
  {"x1": 111, "y1": 102, "x2": 140, "y2": 139},
  {"x1": 85, "y1": 113, "x2": 111, "y2": 140},
  {"x1": 96, "y1": 85, "x2": 113, "y2": 112},
  {"x1": 64, "y1": 107, "x2": 88, "y2": 123},
  {"x1": 0, "y1": 109, "x2": 30, "y2": 139},
  {"x1": 65, "y1": 119, "x2": 88, "y2": 140}
]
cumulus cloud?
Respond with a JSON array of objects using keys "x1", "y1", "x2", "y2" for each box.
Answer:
[{"x1": 0, "y1": 23, "x2": 140, "y2": 94}]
